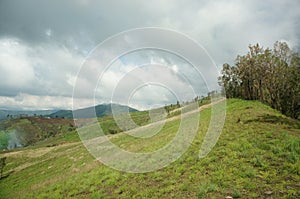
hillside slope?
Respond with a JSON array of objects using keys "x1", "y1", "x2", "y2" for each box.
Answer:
[{"x1": 0, "y1": 99, "x2": 299, "y2": 198}]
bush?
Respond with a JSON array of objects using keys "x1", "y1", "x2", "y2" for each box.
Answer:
[{"x1": 108, "y1": 129, "x2": 119, "y2": 134}]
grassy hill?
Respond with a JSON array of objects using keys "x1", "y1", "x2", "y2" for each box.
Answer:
[{"x1": 0, "y1": 99, "x2": 299, "y2": 198}]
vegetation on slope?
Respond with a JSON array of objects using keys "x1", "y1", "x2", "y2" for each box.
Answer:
[
  {"x1": 0, "y1": 117, "x2": 76, "y2": 150},
  {"x1": 0, "y1": 99, "x2": 299, "y2": 198}
]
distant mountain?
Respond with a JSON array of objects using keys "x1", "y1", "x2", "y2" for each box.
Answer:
[
  {"x1": 0, "y1": 103, "x2": 138, "y2": 121},
  {"x1": 0, "y1": 109, "x2": 57, "y2": 122},
  {"x1": 48, "y1": 103, "x2": 138, "y2": 119}
]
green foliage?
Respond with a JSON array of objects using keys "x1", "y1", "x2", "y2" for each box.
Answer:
[{"x1": 219, "y1": 41, "x2": 300, "y2": 119}]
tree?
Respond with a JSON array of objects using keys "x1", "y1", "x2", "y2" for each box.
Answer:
[
  {"x1": 219, "y1": 41, "x2": 300, "y2": 119},
  {"x1": 0, "y1": 157, "x2": 6, "y2": 179},
  {"x1": 176, "y1": 100, "x2": 180, "y2": 108},
  {"x1": 218, "y1": 63, "x2": 240, "y2": 98}
]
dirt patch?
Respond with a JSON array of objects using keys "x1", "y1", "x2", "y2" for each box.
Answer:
[{"x1": 1, "y1": 142, "x2": 80, "y2": 158}]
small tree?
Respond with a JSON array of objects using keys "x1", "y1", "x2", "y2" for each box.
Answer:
[
  {"x1": 0, "y1": 157, "x2": 6, "y2": 179},
  {"x1": 176, "y1": 100, "x2": 180, "y2": 108}
]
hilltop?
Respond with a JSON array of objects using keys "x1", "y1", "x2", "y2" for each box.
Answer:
[{"x1": 0, "y1": 99, "x2": 299, "y2": 198}]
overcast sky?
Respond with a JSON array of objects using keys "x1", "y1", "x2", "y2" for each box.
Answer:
[{"x1": 0, "y1": 0, "x2": 299, "y2": 110}]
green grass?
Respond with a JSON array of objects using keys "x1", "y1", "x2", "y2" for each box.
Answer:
[
  {"x1": 98, "y1": 97, "x2": 211, "y2": 135},
  {"x1": 98, "y1": 110, "x2": 152, "y2": 134},
  {"x1": 0, "y1": 99, "x2": 299, "y2": 198}
]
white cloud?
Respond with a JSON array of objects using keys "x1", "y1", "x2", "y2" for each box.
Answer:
[
  {"x1": 0, "y1": 39, "x2": 36, "y2": 94},
  {"x1": 0, "y1": 38, "x2": 83, "y2": 97}
]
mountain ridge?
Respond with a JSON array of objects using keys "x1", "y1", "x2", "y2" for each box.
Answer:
[
  {"x1": 48, "y1": 103, "x2": 138, "y2": 119},
  {"x1": 0, "y1": 103, "x2": 138, "y2": 121}
]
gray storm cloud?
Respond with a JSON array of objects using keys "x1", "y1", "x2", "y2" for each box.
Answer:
[{"x1": 0, "y1": 0, "x2": 299, "y2": 110}]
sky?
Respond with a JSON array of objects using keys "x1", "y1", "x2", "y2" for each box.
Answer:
[{"x1": 0, "y1": 0, "x2": 299, "y2": 110}]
